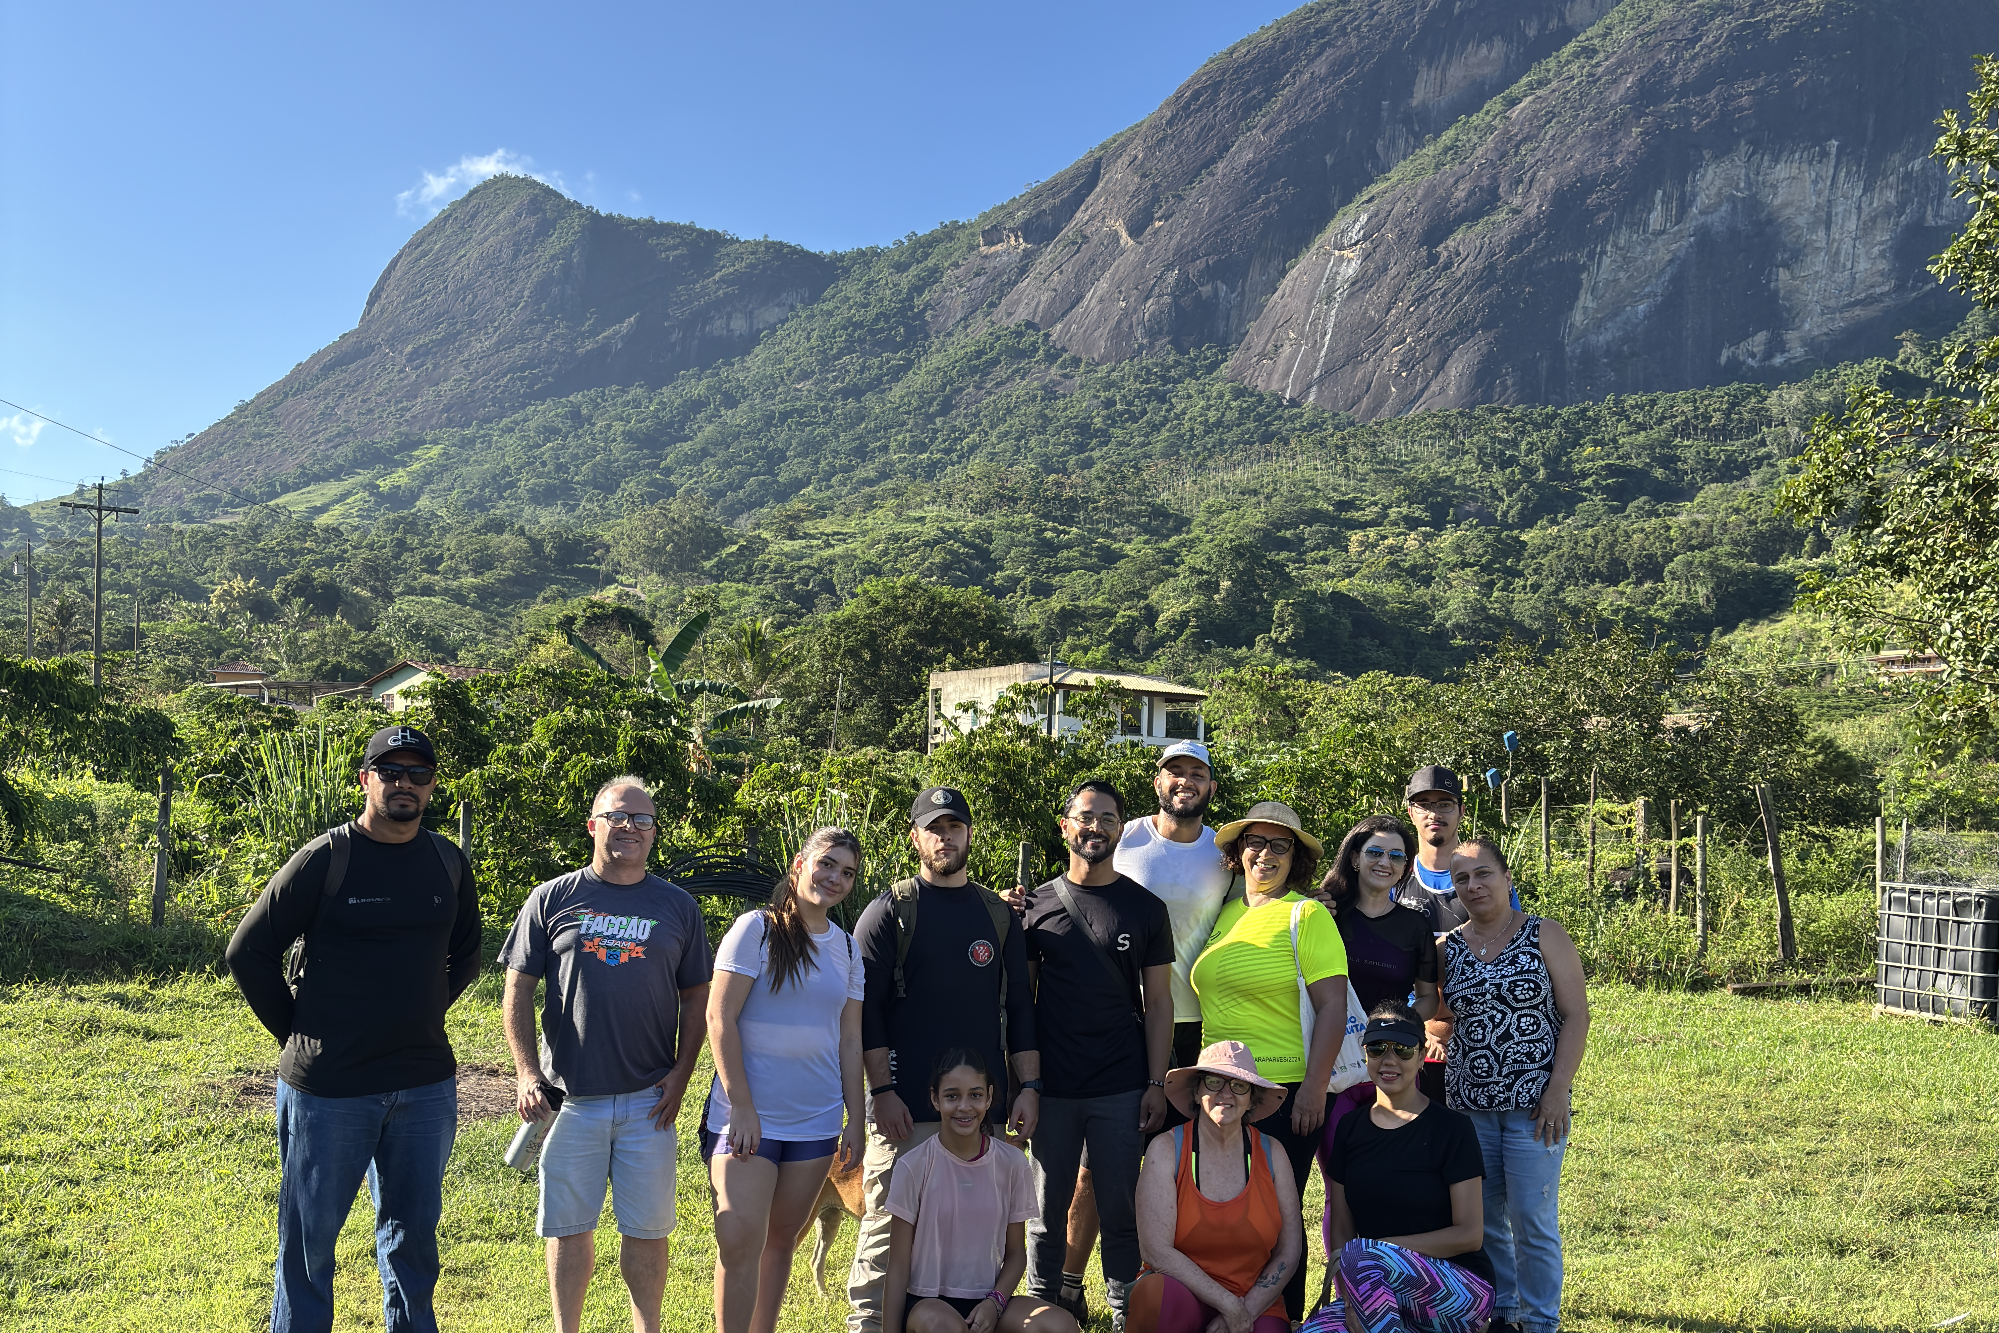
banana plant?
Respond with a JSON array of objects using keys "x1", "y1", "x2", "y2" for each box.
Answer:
[{"x1": 643, "y1": 611, "x2": 785, "y2": 733}]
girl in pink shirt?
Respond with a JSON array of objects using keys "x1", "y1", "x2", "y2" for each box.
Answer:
[{"x1": 883, "y1": 1049, "x2": 1078, "y2": 1333}]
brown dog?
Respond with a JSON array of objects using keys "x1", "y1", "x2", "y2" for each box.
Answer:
[{"x1": 796, "y1": 1153, "x2": 866, "y2": 1293}]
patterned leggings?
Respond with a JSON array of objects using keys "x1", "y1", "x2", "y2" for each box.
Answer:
[{"x1": 1337, "y1": 1238, "x2": 1493, "y2": 1333}]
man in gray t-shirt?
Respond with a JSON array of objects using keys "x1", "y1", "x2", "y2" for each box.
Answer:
[{"x1": 501, "y1": 776, "x2": 712, "y2": 1333}]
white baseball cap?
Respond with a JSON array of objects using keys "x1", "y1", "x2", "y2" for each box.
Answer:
[{"x1": 1157, "y1": 740, "x2": 1212, "y2": 769}]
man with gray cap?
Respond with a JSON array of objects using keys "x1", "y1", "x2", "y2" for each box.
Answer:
[
  {"x1": 226, "y1": 723, "x2": 482, "y2": 1333},
  {"x1": 845, "y1": 786, "x2": 1041, "y2": 1333}
]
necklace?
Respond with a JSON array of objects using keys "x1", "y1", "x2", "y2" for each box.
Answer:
[{"x1": 1464, "y1": 911, "x2": 1520, "y2": 960}]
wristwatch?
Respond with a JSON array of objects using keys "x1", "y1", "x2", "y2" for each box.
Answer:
[{"x1": 1018, "y1": 1079, "x2": 1044, "y2": 1092}]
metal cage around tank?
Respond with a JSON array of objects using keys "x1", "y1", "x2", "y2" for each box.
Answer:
[{"x1": 1877, "y1": 881, "x2": 1999, "y2": 1023}]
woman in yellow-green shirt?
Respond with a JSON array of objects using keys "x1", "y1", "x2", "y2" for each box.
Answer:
[{"x1": 1188, "y1": 800, "x2": 1349, "y2": 1321}]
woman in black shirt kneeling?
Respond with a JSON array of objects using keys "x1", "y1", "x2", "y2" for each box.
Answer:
[{"x1": 1321, "y1": 1002, "x2": 1494, "y2": 1333}]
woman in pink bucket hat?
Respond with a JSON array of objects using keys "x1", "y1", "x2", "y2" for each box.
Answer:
[{"x1": 1125, "y1": 1041, "x2": 1303, "y2": 1333}]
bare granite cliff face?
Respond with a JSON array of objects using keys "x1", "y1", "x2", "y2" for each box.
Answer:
[
  {"x1": 929, "y1": 0, "x2": 1620, "y2": 357},
  {"x1": 1229, "y1": 0, "x2": 1995, "y2": 414},
  {"x1": 151, "y1": 176, "x2": 834, "y2": 504}
]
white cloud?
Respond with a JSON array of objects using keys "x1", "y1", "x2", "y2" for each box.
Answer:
[
  {"x1": 395, "y1": 149, "x2": 568, "y2": 218},
  {"x1": 4, "y1": 414, "x2": 46, "y2": 448}
]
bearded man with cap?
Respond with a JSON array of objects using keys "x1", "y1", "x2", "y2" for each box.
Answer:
[
  {"x1": 226, "y1": 723, "x2": 482, "y2": 1333},
  {"x1": 845, "y1": 786, "x2": 1041, "y2": 1333}
]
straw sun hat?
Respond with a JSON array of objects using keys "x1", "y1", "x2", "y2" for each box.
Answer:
[
  {"x1": 1213, "y1": 800, "x2": 1324, "y2": 859},
  {"x1": 1163, "y1": 1040, "x2": 1288, "y2": 1123}
]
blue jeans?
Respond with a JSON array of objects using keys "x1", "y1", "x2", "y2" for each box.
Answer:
[
  {"x1": 272, "y1": 1076, "x2": 458, "y2": 1333},
  {"x1": 1462, "y1": 1107, "x2": 1566, "y2": 1333}
]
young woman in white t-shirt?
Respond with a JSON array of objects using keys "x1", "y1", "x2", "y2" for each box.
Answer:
[
  {"x1": 706, "y1": 827, "x2": 868, "y2": 1333},
  {"x1": 883, "y1": 1048, "x2": 1079, "y2": 1333}
]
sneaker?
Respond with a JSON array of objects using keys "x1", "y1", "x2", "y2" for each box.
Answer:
[{"x1": 1055, "y1": 1285, "x2": 1089, "y2": 1324}]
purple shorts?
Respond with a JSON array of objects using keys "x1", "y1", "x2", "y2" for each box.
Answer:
[{"x1": 701, "y1": 1127, "x2": 839, "y2": 1165}]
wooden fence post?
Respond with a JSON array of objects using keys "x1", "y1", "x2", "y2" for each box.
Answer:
[
  {"x1": 1754, "y1": 782, "x2": 1798, "y2": 963},
  {"x1": 1539, "y1": 776, "x2": 1550, "y2": 881},
  {"x1": 1694, "y1": 813, "x2": 1709, "y2": 958},
  {"x1": 1586, "y1": 769, "x2": 1598, "y2": 891},
  {"x1": 1668, "y1": 799, "x2": 1681, "y2": 914},
  {"x1": 458, "y1": 799, "x2": 473, "y2": 857},
  {"x1": 150, "y1": 762, "x2": 173, "y2": 928}
]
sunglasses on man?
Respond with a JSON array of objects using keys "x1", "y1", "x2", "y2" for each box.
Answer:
[{"x1": 370, "y1": 762, "x2": 437, "y2": 787}]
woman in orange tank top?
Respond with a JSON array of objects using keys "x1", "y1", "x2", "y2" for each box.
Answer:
[{"x1": 1128, "y1": 1041, "x2": 1302, "y2": 1333}]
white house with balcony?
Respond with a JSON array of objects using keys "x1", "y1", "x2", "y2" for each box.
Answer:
[{"x1": 926, "y1": 662, "x2": 1206, "y2": 752}]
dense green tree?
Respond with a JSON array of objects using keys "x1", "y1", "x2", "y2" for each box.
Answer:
[
  {"x1": 1782, "y1": 56, "x2": 1999, "y2": 737},
  {"x1": 787, "y1": 577, "x2": 1035, "y2": 751}
]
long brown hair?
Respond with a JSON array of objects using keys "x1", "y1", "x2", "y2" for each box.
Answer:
[
  {"x1": 1321, "y1": 814, "x2": 1417, "y2": 907},
  {"x1": 764, "y1": 826, "x2": 864, "y2": 993}
]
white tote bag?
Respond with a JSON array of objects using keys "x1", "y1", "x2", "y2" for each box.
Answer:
[{"x1": 1290, "y1": 900, "x2": 1370, "y2": 1093}]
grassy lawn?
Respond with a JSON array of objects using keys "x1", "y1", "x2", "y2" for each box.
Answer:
[{"x1": 2, "y1": 975, "x2": 1995, "y2": 1332}]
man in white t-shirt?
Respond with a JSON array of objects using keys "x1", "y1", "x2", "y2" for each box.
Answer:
[
  {"x1": 1043, "y1": 740, "x2": 1230, "y2": 1325},
  {"x1": 1113, "y1": 741, "x2": 1231, "y2": 1071}
]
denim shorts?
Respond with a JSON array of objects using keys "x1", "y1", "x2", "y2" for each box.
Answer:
[
  {"x1": 536, "y1": 1089, "x2": 677, "y2": 1239},
  {"x1": 701, "y1": 1126, "x2": 840, "y2": 1165}
]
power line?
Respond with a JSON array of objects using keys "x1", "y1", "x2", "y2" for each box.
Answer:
[
  {"x1": 0, "y1": 396, "x2": 266, "y2": 508},
  {"x1": 0, "y1": 464, "x2": 100, "y2": 491}
]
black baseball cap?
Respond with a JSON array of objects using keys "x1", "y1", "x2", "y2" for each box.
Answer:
[
  {"x1": 364, "y1": 724, "x2": 438, "y2": 767},
  {"x1": 1405, "y1": 765, "x2": 1463, "y2": 803},
  {"x1": 910, "y1": 786, "x2": 973, "y2": 828}
]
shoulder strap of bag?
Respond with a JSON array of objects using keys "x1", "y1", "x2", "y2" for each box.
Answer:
[
  {"x1": 286, "y1": 823, "x2": 352, "y2": 992},
  {"x1": 889, "y1": 877, "x2": 920, "y2": 998},
  {"x1": 1052, "y1": 877, "x2": 1142, "y2": 1023},
  {"x1": 1288, "y1": 898, "x2": 1306, "y2": 982},
  {"x1": 426, "y1": 829, "x2": 464, "y2": 895}
]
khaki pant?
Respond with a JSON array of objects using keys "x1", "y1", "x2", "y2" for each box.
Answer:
[{"x1": 845, "y1": 1120, "x2": 943, "y2": 1333}]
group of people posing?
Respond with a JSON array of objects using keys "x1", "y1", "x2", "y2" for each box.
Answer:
[{"x1": 225, "y1": 724, "x2": 1589, "y2": 1333}]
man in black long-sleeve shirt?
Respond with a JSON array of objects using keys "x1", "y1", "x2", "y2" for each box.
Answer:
[
  {"x1": 225, "y1": 724, "x2": 481, "y2": 1333},
  {"x1": 844, "y1": 786, "x2": 1039, "y2": 1333}
]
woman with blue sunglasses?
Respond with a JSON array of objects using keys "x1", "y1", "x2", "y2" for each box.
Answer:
[{"x1": 1318, "y1": 816, "x2": 1440, "y2": 1024}]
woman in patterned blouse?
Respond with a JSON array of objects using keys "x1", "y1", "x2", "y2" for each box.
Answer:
[{"x1": 1440, "y1": 837, "x2": 1589, "y2": 1333}]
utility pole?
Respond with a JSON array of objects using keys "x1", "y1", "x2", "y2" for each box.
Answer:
[
  {"x1": 133, "y1": 588, "x2": 141, "y2": 653},
  {"x1": 7, "y1": 535, "x2": 28, "y2": 651},
  {"x1": 57, "y1": 481, "x2": 138, "y2": 689}
]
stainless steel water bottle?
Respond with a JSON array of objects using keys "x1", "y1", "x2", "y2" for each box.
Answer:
[{"x1": 503, "y1": 1085, "x2": 564, "y2": 1170}]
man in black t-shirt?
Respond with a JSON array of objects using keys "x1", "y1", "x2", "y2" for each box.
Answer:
[
  {"x1": 845, "y1": 786, "x2": 1041, "y2": 1333},
  {"x1": 225, "y1": 724, "x2": 481, "y2": 1333},
  {"x1": 1022, "y1": 778, "x2": 1173, "y2": 1330}
]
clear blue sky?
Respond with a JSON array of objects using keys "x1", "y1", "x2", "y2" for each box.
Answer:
[{"x1": 0, "y1": 0, "x2": 1290, "y2": 505}]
